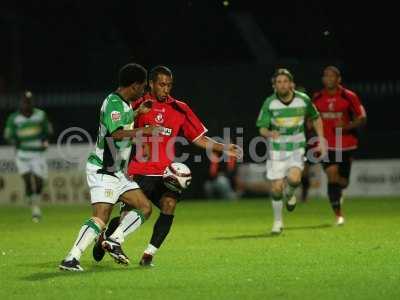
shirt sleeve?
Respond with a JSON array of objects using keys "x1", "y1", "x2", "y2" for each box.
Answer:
[
  {"x1": 104, "y1": 99, "x2": 125, "y2": 134},
  {"x1": 348, "y1": 92, "x2": 366, "y2": 118},
  {"x1": 256, "y1": 98, "x2": 271, "y2": 128},
  {"x1": 180, "y1": 102, "x2": 208, "y2": 142},
  {"x1": 306, "y1": 97, "x2": 320, "y2": 120},
  {"x1": 131, "y1": 97, "x2": 144, "y2": 110}
]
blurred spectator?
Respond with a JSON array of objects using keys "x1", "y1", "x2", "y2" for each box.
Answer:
[{"x1": 203, "y1": 150, "x2": 242, "y2": 200}]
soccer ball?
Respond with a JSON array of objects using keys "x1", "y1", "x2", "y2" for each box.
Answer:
[{"x1": 163, "y1": 162, "x2": 192, "y2": 192}]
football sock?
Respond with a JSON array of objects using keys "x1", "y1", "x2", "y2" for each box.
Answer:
[
  {"x1": 31, "y1": 194, "x2": 41, "y2": 218},
  {"x1": 271, "y1": 193, "x2": 283, "y2": 222},
  {"x1": 66, "y1": 218, "x2": 103, "y2": 261},
  {"x1": 328, "y1": 183, "x2": 343, "y2": 216},
  {"x1": 148, "y1": 213, "x2": 174, "y2": 250},
  {"x1": 144, "y1": 244, "x2": 159, "y2": 256},
  {"x1": 109, "y1": 210, "x2": 145, "y2": 244},
  {"x1": 104, "y1": 216, "x2": 120, "y2": 238},
  {"x1": 301, "y1": 175, "x2": 310, "y2": 201},
  {"x1": 284, "y1": 181, "x2": 300, "y2": 201}
]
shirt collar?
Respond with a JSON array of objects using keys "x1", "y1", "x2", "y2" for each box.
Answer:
[{"x1": 323, "y1": 85, "x2": 344, "y2": 97}]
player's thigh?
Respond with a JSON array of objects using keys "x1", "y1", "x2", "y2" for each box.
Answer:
[
  {"x1": 266, "y1": 159, "x2": 287, "y2": 181},
  {"x1": 286, "y1": 153, "x2": 304, "y2": 183},
  {"x1": 270, "y1": 179, "x2": 285, "y2": 195},
  {"x1": 32, "y1": 155, "x2": 48, "y2": 180},
  {"x1": 119, "y1": 188, "x2": 152, "y2": 218},
  {"x1": 324, "y1": 163, "x2": 340, "y2": 182},
  {"x1": 16, "y1": 157, "x2": 31, "y2": 176},
  {"x1": 87, "y1": 170, "x2": 121, "y2": 205},
  {"x1": 91, "y1": 202, "x2": 113, "y2": 224},
  {"x1": 287, "y1": 167, "x2": 303, "y2": 185},
  {"x1": 159, "y1": 193, "x2": 179, "y2": 215}
]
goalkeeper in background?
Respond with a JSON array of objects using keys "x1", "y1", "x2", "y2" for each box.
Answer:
[{"x1": 3, "y1": 91, "x2": 52, "y2": 222}]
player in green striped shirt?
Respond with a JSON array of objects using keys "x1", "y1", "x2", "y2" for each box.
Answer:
[
  {"x1": 60, "y1": 63, "x2": 157, "y2": 271},
  {"x1": 4, "y1": 91, "x2": 52, "y2": 222},
  {"x1": 256, "y1": 69, "x2": 326, "y2": 234}
]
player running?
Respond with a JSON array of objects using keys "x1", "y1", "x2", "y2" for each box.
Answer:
[
  {"x1": 257, "y1": 69, "x2": 326, "y2": 234},
  {"x1": 93, "y1": 65, "x2": 242, "y2": 266},
  {"x1": 3, "y1": 91, "x2": 52, "y2": 222},
  {"x1": 59, "y1": 63, "x2": 159, "y2": 271},
  {"x1": 313, "y1": 66, "x2": 367, "y2": 225}
]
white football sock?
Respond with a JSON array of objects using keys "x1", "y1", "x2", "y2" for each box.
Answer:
[
  {"x1": 31, "y1": 194, "x2": 41, "y2": 217},
  {"x1": 144, "y1": 244, "x2": 158, "y2": 256},
  {"x1": 109, "y1": 210, "x2": 145, "y2": 244},
  {"x1": 272, "y1": 200, "x2": 283, "y2": 222},
  {"x1": 66, "y1": 218, "x2": 102, "y2": 261}
]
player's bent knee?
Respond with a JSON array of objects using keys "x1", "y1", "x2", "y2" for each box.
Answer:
[
  {"x1": 140, "y1": 202, "x2": 152, "y2": 219},
  {"x1": 92, "y1": 204, "x2": 113, "y2": 224},
  {"x1": 161, "y1": 199, "x2": 177, "y2": 215},
  {"x1": 325, "y1": 166, "x2": 340, "y2": 183},
  {"x1": 270, "y1": 185, "x2": 284, "y2": 196},
  {"x1": 91, "y1": 217, "x2": 106, "y2": 229}
]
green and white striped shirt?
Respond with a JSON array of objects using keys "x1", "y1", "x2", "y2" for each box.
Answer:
[
  {"x1": 4, "y1": 108, "x2": 50, "y2": 153},
  {"x1": 87, "y1": 93, "x2": 136, "y2": 173},
  {"x1": 256, "y1": 91, "x2": 319, "y2": 159}
]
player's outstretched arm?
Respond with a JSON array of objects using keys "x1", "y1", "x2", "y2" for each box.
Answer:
[{"x1": 193, "y1": 136, "x2": 243, "y2": 159}]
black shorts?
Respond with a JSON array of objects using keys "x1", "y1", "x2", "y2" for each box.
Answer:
[
  {"x1": 133, "y1": 175, "x2": 181, "y2": 209},
  {"x1": 322, "y1": 150, "x2": 355, "y2": 180}
]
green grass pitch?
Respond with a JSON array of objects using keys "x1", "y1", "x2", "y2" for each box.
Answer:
[{"x1": 1, "y1": 197, "x2": 399, "y2": 300}]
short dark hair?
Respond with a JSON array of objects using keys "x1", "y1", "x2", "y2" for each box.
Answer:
[
  {"x1": 324, "y1": 65, "x2": 341, "y2": 77},
  {"x1": 118, "y1": 63, "x2": 147, "y2": 87},
  {"x1": 149, "y1": 65, "x2": 173, "y2": 82},
  {"x1": 272, "y1": 68, "x2": 294, "y2": 83}
]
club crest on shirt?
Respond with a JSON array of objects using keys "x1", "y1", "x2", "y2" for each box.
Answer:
[
  {"x1": 328, "y1": 102, "x2": 335, "y2": 112},
  {"x1": 111, "y1": 111, "x2": 121, "y2": 122},
  {"x1": 155, "y1": 113, "x2": 164, "y2": 123}
]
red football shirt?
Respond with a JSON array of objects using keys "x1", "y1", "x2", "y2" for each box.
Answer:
[
  {"x1": 128, "y1": 93, "x2": 208, "y2": 176},
  {"x1": 313, "y1": 86, "x2": 366, "y2": 151}
]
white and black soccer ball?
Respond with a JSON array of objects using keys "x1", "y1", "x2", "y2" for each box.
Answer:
[{"x1": 163, "y1": 162, "x2": 192, "y2": 192}]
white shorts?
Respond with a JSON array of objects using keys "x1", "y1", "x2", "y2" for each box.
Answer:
[
  {"x1": 86, "y1": 163, "x2": 139, "y2": 205},
  {"x1": 266, "y1": 153, "x2": 304, "y2": 180},
  {"x1": 15, "y1": 152, "x2": 48, "y2": 179}
]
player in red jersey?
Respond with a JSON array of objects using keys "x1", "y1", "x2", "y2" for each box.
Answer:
[
  {"x1": 313, "y1": 66, "x2": 367, "y2": 225},
  {"x1": 93, "y1": 66, "x2": 242, "y2": 266}
]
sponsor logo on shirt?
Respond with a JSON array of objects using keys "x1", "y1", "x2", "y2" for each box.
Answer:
[
  {"x1": 111, "y1": 111, "x2": 121, "y2": 122},
  {"x1": 155, "y1": 113, "x2": 164, "y2": 123},
  {"x1": 321, "y1": 112, "x2": 343, "y2": 119},
  {"x1": 160, "y1": 127, "x2": 172, "y2": 136}
]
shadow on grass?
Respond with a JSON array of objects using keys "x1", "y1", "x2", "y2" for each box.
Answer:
[
  {"x1": 214, "y1": 224, "x2": 332, "y2": 240},
  {"x1": 20, "y1": 261, "x2": 135, "y2": 281},
  {"x1": 284, "y1": 224, "x2": 332, "y2": 231},
  {"x1": 214, "y1": 233, "x2": 277, "y2": 240}
]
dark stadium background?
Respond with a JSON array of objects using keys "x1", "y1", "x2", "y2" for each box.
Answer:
[{"x1": 1, "y1": 0, "x2": 399, "y2": 197}]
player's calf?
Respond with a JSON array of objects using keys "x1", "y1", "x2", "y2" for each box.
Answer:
[
  {"x1": 92, "y1": 217, "x2": 120, "y2": 262},
  {"x1": 284, "y1": 168, "x2": 302, "y2": 212},
  {"x1": 59, "y1": 216, "x2": 105, "y2": 271}
]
